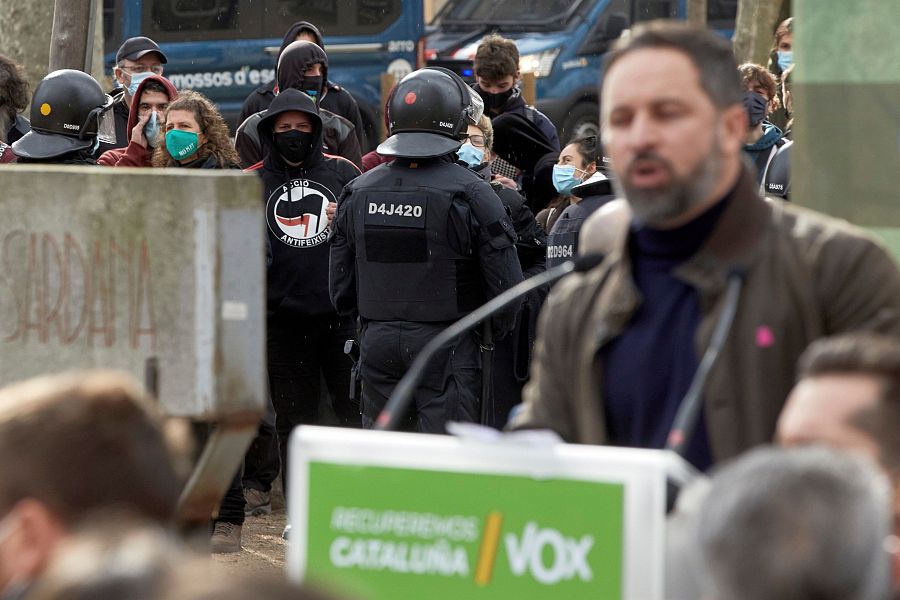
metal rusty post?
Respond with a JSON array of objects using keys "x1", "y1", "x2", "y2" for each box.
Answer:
[{"x1": 522, "y1": 72, "x2": 537, "y2": 106}]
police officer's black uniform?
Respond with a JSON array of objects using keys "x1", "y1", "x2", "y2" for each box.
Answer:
[{"x1": 329, "y1": 68, "x2": 524, "y2": 433}]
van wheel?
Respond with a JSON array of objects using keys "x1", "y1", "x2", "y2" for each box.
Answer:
[{"x1": 561, "y1": 101, "x2": 599, "y2": 145}]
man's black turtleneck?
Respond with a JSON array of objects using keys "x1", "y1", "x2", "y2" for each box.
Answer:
[{"x1": 599, "y1": 188, "x2": 734, "y2": 471}]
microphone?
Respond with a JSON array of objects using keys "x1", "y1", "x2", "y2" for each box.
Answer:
[
  {"x1": 665, "y1": 269, "x2": 745, "y2": 459},
  {"x1": 375, "y1": 253, "x2": 607, "y2": 431}
]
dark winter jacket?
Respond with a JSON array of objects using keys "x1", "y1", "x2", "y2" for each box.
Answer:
[
  {"x1": 473, "y1": 84, "x2": 560, "y2": 152},
  {"x1": 546, "y1": 171, "x2": 616, "y2": 268},
  {"x1": 248, "y1": 88, "x2": 361, "y2": 318},
  {"x1": 471, "y1": 161, "x2": 546, "y2": 278},
  {"x1": 98, "y1": 75, "x2": 178, "y2": 167},
  {"x1": 743, "y1": 122, "x2": 785, "y2": 185},
  {"x1": 236, "y1": 41, "x2": 362, "y2": 168},
  {"x1": 6, "y1": 115, "x2": 30, "y2": 144}
]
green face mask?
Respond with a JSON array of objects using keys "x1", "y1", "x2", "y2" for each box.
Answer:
[{"x1": 165, "y1": 129, "x2": 200, "y2": 160}]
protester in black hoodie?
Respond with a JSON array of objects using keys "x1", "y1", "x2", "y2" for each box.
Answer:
[
  {"x1": 248, "y1": 89, "x2": 361, "y2": 508},
  {"x1": 239, "y1": 21, "x2": 365, "y2": 147},
  {"x1": 236, "y1": 41, "x2": 362, "y2": 169}
]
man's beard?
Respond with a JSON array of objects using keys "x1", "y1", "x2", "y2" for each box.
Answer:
[{"x1": 614, "y1": 134, "x2": 723, "y2": 228}]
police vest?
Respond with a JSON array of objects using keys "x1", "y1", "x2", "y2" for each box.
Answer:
[
  {"x1": 546, "y1": 229, "x2": 577, "y2": 268},
  {"x1": 764, "y1": 140, "x2": 792, "y2": 200},
  {"x1": 353, "y1": 186, "x2": 485, "y2": 322}
]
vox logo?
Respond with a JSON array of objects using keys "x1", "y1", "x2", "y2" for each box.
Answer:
[{"x1": 504, "y1": 521, "x2": 594, "y2": 585}]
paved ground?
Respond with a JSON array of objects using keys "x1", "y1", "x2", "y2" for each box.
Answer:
[{"x1": 211, "y1": 484, "x2": 288, "y2": 576}]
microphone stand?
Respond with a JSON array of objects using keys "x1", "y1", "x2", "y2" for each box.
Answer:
[{"x1": 375, "y1": 255, "x2": 605, "y2": 431}]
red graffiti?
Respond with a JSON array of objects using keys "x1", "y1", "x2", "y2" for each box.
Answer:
[{"x1": 1, "y1": 230, "x2": 157, "y2": 350}]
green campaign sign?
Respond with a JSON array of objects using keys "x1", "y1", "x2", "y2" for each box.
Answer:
[
  {"x1": 305, "y1": 463, "x2": 623, "y2": 599},
  {"x1": 288, "y1": 427, "x2": 682, "y2": 599}
]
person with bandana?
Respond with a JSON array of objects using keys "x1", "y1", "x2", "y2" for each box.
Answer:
[
  {"x1": 545, "y1": 136, "x2": 616, "y2": 269},
  {"x1": 472, "y1": 34, "x2": 559, "y2": 152},
  {"x1": 97, "y1": 75, "x2": 177, "y2": 167},
  {"x1": 247, "y1": 88, "x2": 361, "y2": 540},
  {"x1": 471, "y1": 34, "x2": 560, "y2": 188},
  {"x1": 738, "y1": 63, "x2": 786, "y2": 186},
  {"x1": 238, "y1": 21, "x2": 365, "y2": 149},
  {"x1": 100, "y1": 37, "x2": 167, "y2": 156},
  {"x1": 235, "y1": 41, "x2": 362, "y2": 169}
]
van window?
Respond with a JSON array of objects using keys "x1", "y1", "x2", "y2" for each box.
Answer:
[
  {"x1": 441, "y1": 0, "x2": 584, "y2": 26},
  {"x1": 634, "y1": 0, "x2": 677, "y2": 21},
  {"x1": 707, "y1": 0, "x2": 738, "y2": 30},
  {"x1": 144, "y1": 0, "x2": 262, "y2": 41},
  {"x1": 260, "y1": 0, "x2": 403, "y2": 37}
]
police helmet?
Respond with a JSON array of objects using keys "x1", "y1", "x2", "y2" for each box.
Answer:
[
  {"x1": 377, "y1": 67, "x2": 484, "y2": 159},
  {"x1": 12, "y1": 69, "x2": 115, "y2": 160}
]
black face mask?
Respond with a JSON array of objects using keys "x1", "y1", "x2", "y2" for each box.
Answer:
[
  {"x1": 274, "y1": 129, "x2": 314, "y2": 164},
  {"x1": 742, "y1": 90, "x2": 769, "y2": 127},
  {"x1": 478, "y1": 87, "x2": 514, "y2": 113},
  {"x1": 298, "y1": 75, "x2": 323, "y2": 103}
]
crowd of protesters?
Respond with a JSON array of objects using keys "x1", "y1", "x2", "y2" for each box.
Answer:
[{"x1": 3, "y1": 12, "x2": 900, "y2": 600}]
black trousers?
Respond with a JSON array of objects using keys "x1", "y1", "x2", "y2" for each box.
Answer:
[
  {"x1": 267, "y1": 312, "x2": 359, "y2": 493},
  {"x1": 242, "y1": 395, "x2": 279, "y2": 493},
  {"x1": 359, "y1": 321, "x2": 481, "y2": 433}
]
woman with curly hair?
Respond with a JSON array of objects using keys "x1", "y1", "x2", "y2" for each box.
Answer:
[
  {"x1": 152, "y1": 89, "x2": 239, "y2": 169},
  {"x1": 0, "y1": 53, "x2": 31, "y2": 144}
]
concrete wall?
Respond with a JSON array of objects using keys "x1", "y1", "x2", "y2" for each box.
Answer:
[
  {"x1": 0, "y1": 165, "x2": 265, "y2": 420},
  {"x1": 794, "y1": 0, "x2": 900, "y2": 258}
]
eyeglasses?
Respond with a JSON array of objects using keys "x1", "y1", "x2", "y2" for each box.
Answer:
[
  {"x1": 119, "y1": 64, "x2": 164, "y2": 75},
  {"x1": 460, "y1": 134, "x2": 486, "y2": 148},
  {"x1": 138, "y1": 103, "x2": 169, "y2": 115}
]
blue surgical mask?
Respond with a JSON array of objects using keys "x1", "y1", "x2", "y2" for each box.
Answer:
[
  {"x1": 144, "y1": 111, "x2": 161, "y2": 148},
  {"x1": 456, "y1": 143, "x2": 484, "y2": 169},
  {"x1": 552, "y1": 164, "x2": 584, "y2": 195},
  {"x1": 127, "y1": 72, "x2": 153, "y2": 97},
  {"x1": 777, "y1": 50, "x2": 793, "y2": 72}
]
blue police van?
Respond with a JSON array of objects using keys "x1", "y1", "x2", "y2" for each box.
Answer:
[
  {"x1": 426, "y1": 0, "x2": 737, "y2": 143},
  {"x1": 103, "y1": 0, "x2": 426, "y2": 148}
]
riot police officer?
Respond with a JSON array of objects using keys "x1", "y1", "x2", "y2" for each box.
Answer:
[
  {"x1": 13, "y1": 69, "x2": 115, "y2": 164},
  {"x1": 329, "y1": 67, "x2": 524, "y2": 433}
]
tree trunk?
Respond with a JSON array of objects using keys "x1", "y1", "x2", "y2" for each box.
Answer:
[
  {"x1": 49, "y1": 0, "x2": 95, "y2": 72},
  {"x1": 687, "y1": 0, "x2": 708, "y2": 26},
  {"x1": 0, "y1": 0, "x2": 106, "y2": 99},
  {"x1": 732, "y1": 0, "x2": 786, "y2": 65}
]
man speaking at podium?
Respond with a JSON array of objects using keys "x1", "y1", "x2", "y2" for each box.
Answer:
[{"x1": 509, "y1": 21, "x2": 900, "y2": 469}]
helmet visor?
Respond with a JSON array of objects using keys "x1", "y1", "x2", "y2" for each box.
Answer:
[
  {"x1": 81, "y1": 94, "x2": 116, "y2": 144},
  {"x1": 95, "y1": 102, "x2": 117, "y2": 144},
  {"x1": 465, "y1": 85, "x2": 484, "y2": 125}
]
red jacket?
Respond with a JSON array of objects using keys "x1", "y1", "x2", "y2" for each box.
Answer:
[
  {"x1": 0, "y1": 142, "x2": 15, "y2": 163},
  {"x1": 98, "y1": 75, "x2": 178, "y2": 167}
]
